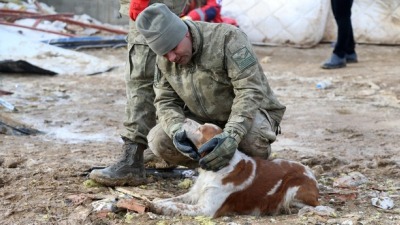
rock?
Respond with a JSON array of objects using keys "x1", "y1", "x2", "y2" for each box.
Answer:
[
  {"x1": 371, "y1": 196, "x2": 394, "y2": 210},
  {"x1": 333, "y1": 172, "x2": 368, "y2": 188}
]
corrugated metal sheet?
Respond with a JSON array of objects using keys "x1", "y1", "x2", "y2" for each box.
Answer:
[{"x1": 40, "y1": 0, "x2": 129, "y2": 25}]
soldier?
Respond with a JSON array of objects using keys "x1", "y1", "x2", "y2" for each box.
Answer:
[
  {"x1": 89, "y1": 0, "x2": 188, "y2": 187},
  {"x1": 138, "y1": 3, "x2": 286, "y2": 171}
]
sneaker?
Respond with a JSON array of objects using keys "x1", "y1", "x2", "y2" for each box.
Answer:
[
  {"x1": 346, "y1": 53, "x2": 358, "y2": 63},
  {"x1": 321, "y1": 53, "x2": 346, "y2": 69}
]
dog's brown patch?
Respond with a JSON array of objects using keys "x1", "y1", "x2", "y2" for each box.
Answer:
[
  {"x1": 221, "y1": 159, "x2": 253, "y2": 186},
  {"x1": 214, "y1": 158, "x2": 319, "y2": 217}
]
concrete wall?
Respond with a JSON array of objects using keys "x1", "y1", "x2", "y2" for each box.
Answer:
[{"x1": 40, "y1": 0, "x2": 129, "y2": 25}]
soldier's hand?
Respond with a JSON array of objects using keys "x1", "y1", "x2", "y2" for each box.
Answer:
[
  {"x1": 198, "y1": 132, "x2": 237, "y2": 171},
  {"x1": 173, "y1": 128, "x2": 200, "y2": 161}
]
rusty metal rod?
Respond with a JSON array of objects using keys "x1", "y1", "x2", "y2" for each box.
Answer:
[
  {"x1": 0, "y1": 9, "x2": 128, "y2": 35},
  {"x1": 0, "y1": 21, "x2": 75, "y2": 37}
]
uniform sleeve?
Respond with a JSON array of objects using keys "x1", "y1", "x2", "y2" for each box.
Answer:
[
  {"x1": 153, "y1": 66, "x2": 186, "y2": 138},
  {"x1": 185, "y1": 0, "x2": 221, "y2": 22},
  {"x1": 223, "y1": 28, "x2": 265, "y2": 143}
]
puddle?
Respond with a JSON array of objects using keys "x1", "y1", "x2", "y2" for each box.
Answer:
[{"x1": 42, "y1": 127, "x2": 121, "y2": 144}]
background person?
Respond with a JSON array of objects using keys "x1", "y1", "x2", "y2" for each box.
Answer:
[{"x1": 322, "y1": 0, "x2": 358, "y2": 69}]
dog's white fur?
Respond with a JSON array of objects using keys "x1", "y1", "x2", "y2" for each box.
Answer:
[{"x1": 149, "y1": 119, "x2": 319, "y2": 217}]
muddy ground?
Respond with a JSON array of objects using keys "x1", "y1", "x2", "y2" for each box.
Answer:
[{"x1": 0, "y1": 44, "x2": 399, "y2": 225}]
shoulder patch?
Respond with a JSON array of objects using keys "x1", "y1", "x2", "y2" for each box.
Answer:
[{"x1": 231, "y1": 47, "x2": 256, "y2": 71}]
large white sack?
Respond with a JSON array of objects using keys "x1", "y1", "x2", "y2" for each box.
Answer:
[
  {"x1": 323, "y1": 0, "x2": 400, "y2": 45},
  {"x1": 221, "y1": 0, "x2": 330, "y2": 48}
]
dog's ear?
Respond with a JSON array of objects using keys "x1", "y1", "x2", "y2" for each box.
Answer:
[{"x1": 200, "y1": 124, "x2": 223, "y2": 142}]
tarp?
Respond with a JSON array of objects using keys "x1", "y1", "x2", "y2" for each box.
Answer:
[{"x1": 0, "y1": 29, "x2": 117, "y2": 75}]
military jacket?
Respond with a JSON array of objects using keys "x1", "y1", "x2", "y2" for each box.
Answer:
[{"x1": 154, "y1": 21, "x2": 286, "y2": 142}]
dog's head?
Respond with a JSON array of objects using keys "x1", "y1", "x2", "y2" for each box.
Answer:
[{"x1": 181, "y1": 119, "x2": 223, "y2": 157}]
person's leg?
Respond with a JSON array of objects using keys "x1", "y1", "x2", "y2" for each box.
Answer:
[
  {"x1": 90, "y1": 21, "x2": 157, "y2": 186},
  {"x1": 239, "y1": 109, "x2": 278, "y2": 159},
  {"x1": 322, "y1": 0, "x2": 351, "y2": 69},
  {"x1": 147, "y1": 124, "x2": 199, "y2": 168},
  {"x1": 343, "y1": 0, "x2": 357, "y2": 62},
  {"x1": 332, "y1": 0, "x2": 354, "y2": 58}
]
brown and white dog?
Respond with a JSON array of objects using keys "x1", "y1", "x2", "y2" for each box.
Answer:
[{"x1": 149, "y1": 119, "x2": 319, "y2": 218}]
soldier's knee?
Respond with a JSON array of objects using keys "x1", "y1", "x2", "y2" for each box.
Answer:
[
  {"x1": 239, "y1": 136, "x2": 271, "y2": 159},
  {"x1": 147, "y1": 124, "x2": 168, "y2": 157}
]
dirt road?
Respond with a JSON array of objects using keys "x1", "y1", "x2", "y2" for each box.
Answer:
[{"x1": 1, "y1": 44, "x2": 399, "y2": 224}]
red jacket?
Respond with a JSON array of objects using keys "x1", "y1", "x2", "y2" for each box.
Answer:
[
  {"x1": 183, "y1": 0, "x2": 222, "y2": 23},
  {"x1": 129, "y1": 0, "x2": 237, "y2": 26},
  {"x1": 129, "y1": 0, "x2": 221, "y2": 22}
]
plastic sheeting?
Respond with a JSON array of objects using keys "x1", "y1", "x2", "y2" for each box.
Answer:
[{"x1": 0, "y1": 29, "x2": 116, "y2": 75}]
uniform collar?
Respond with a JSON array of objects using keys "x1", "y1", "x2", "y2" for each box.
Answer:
[{"x1": 184, "y1": 20, "x2": 203, "y2": 61}]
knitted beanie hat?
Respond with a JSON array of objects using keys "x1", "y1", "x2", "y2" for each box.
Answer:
[{"x1": 136, "y1": 3, "x2": 188, "y2": 56}]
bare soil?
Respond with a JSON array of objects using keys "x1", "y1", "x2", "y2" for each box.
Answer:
[{"x1": 0, "y1": 44, "x2": 399, "y2": 225}]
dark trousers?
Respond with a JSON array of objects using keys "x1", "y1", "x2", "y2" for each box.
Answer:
[{"x1": 331, "y1": 0, "x2": 356, "y2": 58}]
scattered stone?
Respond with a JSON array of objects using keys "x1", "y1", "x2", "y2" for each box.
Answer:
[
  {"x1": 3, "y1": 157, "x2": 26, "y2": 168},
  {"x1": 91, "y1": 199, "x2": 117, "y2": 212},
  {"x1": 371, "y1": 196, "x2": 394, "y2": 210},
  {"x1": 333, "y1": 172, "x2": 368, "y2": 188},
  {"x1": 67, "y1": 205, "x2": 91, "y2": 223},
  {"x1": 66, "y1": 194, "x2": 97, "y2": 206},
  {"x1": 298, "y1": 205, "x2": 336, "y2": 217}
]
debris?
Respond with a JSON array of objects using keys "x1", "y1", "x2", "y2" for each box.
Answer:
[
  {"x1": 298, "y1": 205, "x2": 336, "y2": 217},
  {"x1": 91, "y1": 198, "x2": 117, "y2": 212},
  {"x1": 194, "y1": 216, "x2": 216, "y2": 225},
  {"x1": 0, "y1": 30, "x2": 118, "y2": 75},
  {"x1": 43, "y1": 35, "x2": 127, "y2": 50},
  {"x1": 67, "y1": 205, "x2": 91, "y2": 223},
  {"x1": 178, "y1": 178, "x2": 193, "y2": 189},
  {"x1": 333, "y1": 172, "x2": 368, "y2": 188},
  {"x1": 0, "y1": 90, "x2": 13, "y2": 96},
  {"x1": 260, "y1": 56, "x2": 271, "y2": 64},
  {"x1": 3, "y1": 157, "x2": 26, "y2": 168},
  {"x1": 116, "y1": 198, "x2": 147, "y2": 214},
  {"x1": 83, "y1": 179, "x2": 103, "y2": 188},
  {"x1": 0, "y1": 6, "x2": 127, "y2": 40},
  {"x1": 66, "y1": 194, "x2": 92, "y2": 206},
  {"x1": 371, "y1": 196, "x2": 395, "y2": 210},
  {"x1": 115, "y1": 187, "x2": 151, "y2": 202},
  {"x1": 0, "y1": 98, "x2": 16, "y2": 111}
]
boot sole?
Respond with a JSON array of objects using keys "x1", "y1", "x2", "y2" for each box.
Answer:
[
  {"x1": 321, "y1": 63, "x2": 346, "y2": 69},
  {"x1": 89, "y1": 172, "x2": 148, "y2": 187}
]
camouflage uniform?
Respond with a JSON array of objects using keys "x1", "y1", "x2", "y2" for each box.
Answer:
[
  {"x1": 119, "y1": 0, "x2": 188, "y2": 145},
  {"x1": 88, "y1": 0, "x2": 189, "y2": 187},
  {"x1": 148, "y1": 20, "x2": 286, "y2": 165}
]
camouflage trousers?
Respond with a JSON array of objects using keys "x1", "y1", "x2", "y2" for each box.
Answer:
[
  {"x1": 122, "y1": 20, "x2": 157, "y2": 145},
  {"x1": 147, "y1": 109, "x2": 278, "y2": 167}
]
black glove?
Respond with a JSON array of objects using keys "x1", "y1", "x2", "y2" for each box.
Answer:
[
  {"x1": 198, "y1": 132, "x2": 237, "y2": 171},
  {"x1": 172, "y1": 128, "x2": 200, "y2": 161}
]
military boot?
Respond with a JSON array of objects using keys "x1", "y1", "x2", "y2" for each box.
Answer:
[{"x1": 89, "y1": 138, "x2": 147, "y2": 187}]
